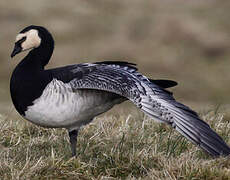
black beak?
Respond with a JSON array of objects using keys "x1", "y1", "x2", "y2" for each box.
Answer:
[{"x1": 11, "y1": 44, "x2": 22, "y2": 58}]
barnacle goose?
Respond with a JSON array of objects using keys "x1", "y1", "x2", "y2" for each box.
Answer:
[{"x1": 10, "y1": 25, "x2": 230, "y2": 157}]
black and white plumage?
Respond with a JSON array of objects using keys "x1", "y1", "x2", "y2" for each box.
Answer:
[{"x1": 10, "y1": 25, "x2": 230, "y2": 157}]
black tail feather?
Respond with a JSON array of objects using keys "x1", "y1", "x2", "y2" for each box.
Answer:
[{"x1": 149, "y1": 79, "x2": 178, "y2": 89}]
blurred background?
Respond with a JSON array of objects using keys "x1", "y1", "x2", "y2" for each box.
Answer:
[{"x1": 1, "y1": 0, "x2": 230, "y2": 116}]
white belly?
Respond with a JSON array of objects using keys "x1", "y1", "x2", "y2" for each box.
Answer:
[{"x1": 25, "y1": 79, "x2": 122, "y2": 130}]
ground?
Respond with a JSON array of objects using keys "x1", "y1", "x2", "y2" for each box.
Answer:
[{"x1": 1, "y1": 105, "x2": 230, "y2": 179}]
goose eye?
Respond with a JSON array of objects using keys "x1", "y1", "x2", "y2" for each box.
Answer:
[{"x1": 16, "y1": 36, "x2": 26, "y2": 45}]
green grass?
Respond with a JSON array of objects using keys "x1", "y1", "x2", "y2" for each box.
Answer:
[{"x1": 1, "y1": 109, "x2": 230, "y2": 179}]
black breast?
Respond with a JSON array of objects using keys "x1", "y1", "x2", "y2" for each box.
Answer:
[{"x1": 10, "y1": 66, "x2": 52, "y2": 116}]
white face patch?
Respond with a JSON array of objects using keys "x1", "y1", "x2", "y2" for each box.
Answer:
[{"x1": 15, "y1": 29, "x2": 41, "y2": 51}]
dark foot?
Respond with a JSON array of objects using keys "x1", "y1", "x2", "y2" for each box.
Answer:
[{"x1": 68, "y1": 129, "x2": 79, "y2": 157}]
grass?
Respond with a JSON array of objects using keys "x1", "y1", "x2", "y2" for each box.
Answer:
[{"x1": 0, "y1": 108, "x2": 230, "y2": 179}]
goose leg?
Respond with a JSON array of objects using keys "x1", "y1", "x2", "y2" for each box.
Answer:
[{"x1": 68, "y1": 129, "x2": 79, "y2": 157}]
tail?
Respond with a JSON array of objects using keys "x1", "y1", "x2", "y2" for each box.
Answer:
[{"x1": 138, "y1": 82, "x2": 230, "y2": 157}]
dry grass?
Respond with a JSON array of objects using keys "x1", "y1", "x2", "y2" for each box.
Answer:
[{"x1": 1, "y1": 107, "x2": 230, "y2": 179}]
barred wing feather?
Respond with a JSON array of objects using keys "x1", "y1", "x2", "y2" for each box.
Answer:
[{"x1": 67, "y1": 63, "x2": 230, "y2": 157}]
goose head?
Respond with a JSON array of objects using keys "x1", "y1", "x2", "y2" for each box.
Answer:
[{"x1": 11, "y1": 25, "x2": 54, "y2": 58}]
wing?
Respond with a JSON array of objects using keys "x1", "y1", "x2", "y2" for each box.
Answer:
[{"x1": 49, "y1": 61, "x2": 230, "y2": 157}]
